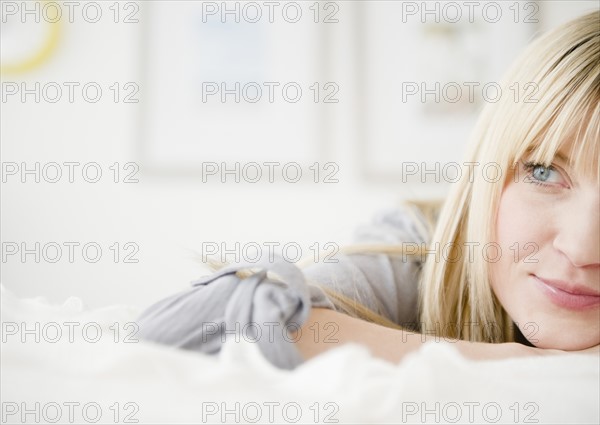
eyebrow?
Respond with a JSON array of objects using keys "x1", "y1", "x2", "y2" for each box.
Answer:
[
  {"x1": 553, "y1": 152, "x2": 570, "y2": 165},
  {"x1": 524, "y1": 148, "x2": 570, "y2": 165}
]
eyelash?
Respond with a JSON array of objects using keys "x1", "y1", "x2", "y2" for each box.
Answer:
[{"x1": 522, "y1": 161, "x2": 558, "y2": 188}]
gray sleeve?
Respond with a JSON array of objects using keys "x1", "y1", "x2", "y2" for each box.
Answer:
[
  {"x1": 302, "y1": 203, "x2": 429, "y2": 328},
  {"x1": 135, "y1": 204, "x2": 428, "y2": 369},
  {"x1": 136, "y1": 255, "x2": 335, "y2": 370}
]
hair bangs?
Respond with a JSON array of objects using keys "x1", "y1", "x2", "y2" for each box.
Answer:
[{"x1": 513, "y1": 54, "x2": 599, "y2": 182}]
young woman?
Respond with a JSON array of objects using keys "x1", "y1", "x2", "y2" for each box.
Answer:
[{"x1": 136, "y1": 11, "x2": 599, "y2": 368}]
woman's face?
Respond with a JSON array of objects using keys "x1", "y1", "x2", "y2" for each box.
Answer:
[{"x1": 490, "y1": 141, "x2": 600, "y2": 350}]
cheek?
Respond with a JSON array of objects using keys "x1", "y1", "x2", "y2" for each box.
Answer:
[
  {"x1": 495, "y1": 183, "x2": 549, "y2": 263},
  {"x1": 491, "y1": 183, "x2": 550, "y2": 295}
]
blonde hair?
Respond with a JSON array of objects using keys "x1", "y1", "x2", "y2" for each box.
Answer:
[
  {"x1": 418, "y1": 10, "x2": 599, "y2": 343},
  {"x1": 205, "y1": 11, "x2": 600, "y2": 342}
]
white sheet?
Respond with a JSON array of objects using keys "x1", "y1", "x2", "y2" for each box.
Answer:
[{"x1": 1, "y1": 285, "x2": 598, "y2": 424}]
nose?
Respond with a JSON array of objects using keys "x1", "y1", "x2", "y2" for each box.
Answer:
[{"x1": 552, "y1": 192, "x2": 600, "y2": 269}]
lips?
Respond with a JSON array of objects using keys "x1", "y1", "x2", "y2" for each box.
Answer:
[{"x1": 532, "y1": 275, "x2": 600, "y2": 310}]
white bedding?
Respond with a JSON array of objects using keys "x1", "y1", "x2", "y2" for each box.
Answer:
[{"x1": 1, "y1": 285, "x2": 598, "y2": 424}]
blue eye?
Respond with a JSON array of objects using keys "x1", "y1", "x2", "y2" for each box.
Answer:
[
  {"x1": 532, "y1": 164, "x2": 551, "y2": 181},
  {"x1": 523, "y1": 162, "x2": 561, "y2": 186}
]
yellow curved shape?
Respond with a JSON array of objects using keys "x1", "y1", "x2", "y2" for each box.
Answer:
[{"x1": 1, "y1": 3, "x2": 61, "y2": 75}]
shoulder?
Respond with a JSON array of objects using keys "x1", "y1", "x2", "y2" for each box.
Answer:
[{"x1": 303, "y1": 203, "x2": 431, "y2": 327}]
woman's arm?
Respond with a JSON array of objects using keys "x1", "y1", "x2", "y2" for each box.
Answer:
[{"x1": 292, "y1": 307, "x2": 573, "y2": 363}]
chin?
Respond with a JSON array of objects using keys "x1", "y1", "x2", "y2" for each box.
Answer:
[
  {"x1": 509, "y1": 293, "x2": 600, "y2": 351},
  {"x1": 523, "y1": 324, "x2": 600, "y2": 351}
]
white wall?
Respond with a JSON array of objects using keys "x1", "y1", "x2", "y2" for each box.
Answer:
[{"x1": 1, "y1": 1, "x2": 597, "y2": 309}]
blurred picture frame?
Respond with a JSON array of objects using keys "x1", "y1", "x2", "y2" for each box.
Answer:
[{"x1": 138, "y1": 1, "x2": 335, "y2": 177}]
